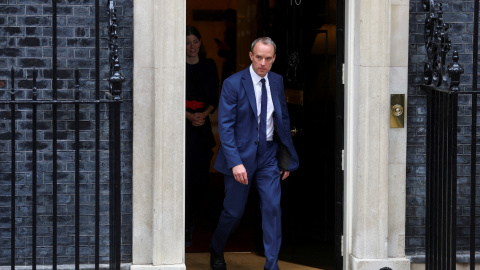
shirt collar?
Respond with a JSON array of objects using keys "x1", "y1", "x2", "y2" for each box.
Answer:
[{"x1": 249, "y1": 65, "x2": 268, "y2": 85}]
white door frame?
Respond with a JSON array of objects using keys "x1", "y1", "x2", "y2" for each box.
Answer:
[{"x1": 130, "y1": 0, "x2": 411, "y2": 269}]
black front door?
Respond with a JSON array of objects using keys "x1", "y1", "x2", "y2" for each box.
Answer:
[{"x1": 257, "y1": 0, "x2": 344, "y2": 269}]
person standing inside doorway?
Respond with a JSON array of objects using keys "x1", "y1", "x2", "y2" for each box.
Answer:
[
  {"x1": 210, "y1": 37, "x2": 299, "y2": 270},
  {"x1": 215, "y1": 8, "x2": 237, "y2": 82},
  {"x1": 185, "y1": 25, "x2": 219, "y2": 247}
]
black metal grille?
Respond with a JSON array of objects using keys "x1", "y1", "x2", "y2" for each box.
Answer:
[
  {"x1": 425, "y1": 87, "x2": 458, "y2": 270},
  {"x1": 422, "y1": 0, "x2": 479, "y2": 269},
  {"x1": 0, "y1": 0, "x2": 124, "y2": 269}
]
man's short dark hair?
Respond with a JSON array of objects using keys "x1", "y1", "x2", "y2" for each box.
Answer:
[{"x1": 251, "y1": 37, "x2": 277, "y2": 54}]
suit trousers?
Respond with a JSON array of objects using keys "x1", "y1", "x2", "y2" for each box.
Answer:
[{"x1": 211, "y1": 141, "x2": 282, "y2": 270}]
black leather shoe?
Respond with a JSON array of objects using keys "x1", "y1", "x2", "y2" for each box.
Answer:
[{"x1": 209, "y1": 247, "x2": 227, "y2": 270}]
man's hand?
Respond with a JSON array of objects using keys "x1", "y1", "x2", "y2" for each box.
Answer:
[
  {"x1": 232, "y1": 164, "x2": 248, "y2": 185},
  {"x1": 280, "y1": 170, "x2": 290, "y2": 181}
]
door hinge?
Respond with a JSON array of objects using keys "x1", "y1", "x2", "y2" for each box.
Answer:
[
  {"x1": 342, "y1": 63, "x2": 345, "y2": 85},
  {"x1": 341, "y1": 149, "x2": 344, "y2": 171},
  {"x1": 341, "y1": 235, "x2": 344, "y2": 256}
]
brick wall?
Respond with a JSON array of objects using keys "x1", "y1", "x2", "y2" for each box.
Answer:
[
  {"x1": 0, "y1": 0, "x2": 133, "y2": 265},
  {"x1": 407, "y1": 0, "x2": 477, "y2": 259}
]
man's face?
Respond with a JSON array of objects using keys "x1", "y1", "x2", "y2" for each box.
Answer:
[{"x1": 249, "y1": 42, "x2": 276, "y2": 77}]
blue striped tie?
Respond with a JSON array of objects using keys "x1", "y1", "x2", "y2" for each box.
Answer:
[{"x1": 259, "y1": 78, "x2": 267, "y2": 155}]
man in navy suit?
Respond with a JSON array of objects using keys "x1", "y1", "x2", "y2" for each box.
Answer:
[{"x1": 210, "y1": 37, "x2": 299, "y2": 270}]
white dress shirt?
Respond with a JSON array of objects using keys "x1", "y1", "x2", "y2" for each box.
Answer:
[{"x1": 249, "y1": 65, "x2": 274, "y2": 141}]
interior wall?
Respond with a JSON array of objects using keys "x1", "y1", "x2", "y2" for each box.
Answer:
[{"x1": 186, "y1": 0, "x2": 237, "y2": 79}]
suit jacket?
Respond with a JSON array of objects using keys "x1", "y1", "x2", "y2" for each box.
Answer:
[{"x1": 214, "y1": 67, "x2": 299, "y2": 176}]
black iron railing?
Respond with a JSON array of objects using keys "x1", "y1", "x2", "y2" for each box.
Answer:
[
  {"x1": 422, "y1": 4, "x2": 459, "y2": 267},
  {"x1": 424, "y1": 85, "x2": 458, "y2": 270},
  {"x1": 1, "y1": 0, "x2": 124, "y2": 269},
  {"x1": 107, "y1": 1, "x2": 125, "y2": 269},
  {"x1": 422, "y1": 0, "x2": 479, "y2": 269}
]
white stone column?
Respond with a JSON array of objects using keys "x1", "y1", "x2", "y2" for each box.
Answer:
[
  {"x1": 344, "y1": 0, "x2": 410, "y2": 269},
  {"x1": 132, "y1": 1, "x2": 186, "y2": 269},
  {"x1": 388, "y1": 0, "x2": 410, "y2": 260}
]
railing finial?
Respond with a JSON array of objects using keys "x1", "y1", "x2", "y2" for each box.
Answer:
[
  {"x1": 33, "y1": 68, "x2": 37, "y2": 101},
  {"x1": 10, "y1": 67, "x2": 15, "y2": 100},
  {"x1": 423, "y1": 0, "x2": 463, "y2": 90},
  {"x1": 448, "y1": 50, "x2": 464, "y2": 92},
  {"x1": 107, "y1": 0, "x2": 125, "y2": 100}
]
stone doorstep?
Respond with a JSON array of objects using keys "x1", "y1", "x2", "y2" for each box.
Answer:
[
  {"x1": 0, "y1": 264, "x2": 131, "y2": 270},
  {"x1": 350, "y1": 256, "x2": 411, "y2": 270},
  {"x1": 411, "y1": 263, "x2": 480, "y2": 270}
]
